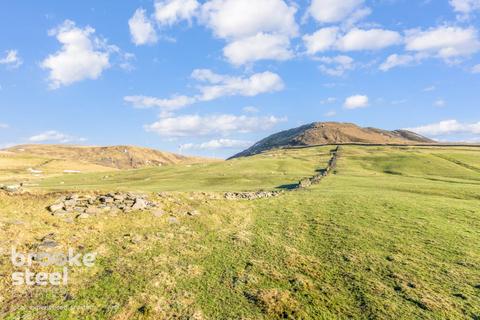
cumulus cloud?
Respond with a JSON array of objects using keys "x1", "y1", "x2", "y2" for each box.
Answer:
[
  {"x1": 406, "y1": 119, "x2": 480, "y2": 136},
  {"x1": 379, "y1": 53, "x2": 426, "y2": 71},
  {"x1": 317, "y1": 55, "x2": 354, "y2": 76},
  {"x1": 41, "y1": 20, "x2": 113, "y2": 89},
  {"x1": 0, "y1": 123, "x2": 9, "y2": 129},
  {"x1": 28, "y1": 130, "x2": 86, "y2": 143},
  {"x1": 223, "y1": 33, "x2": 293, "y2": 65},
  {"x1": 129, "y1": 8, "x2": 158, "y2": 45},
  {"x1": 125, "y1": 70, "x2": 284, "y2": 112},
  {"x1": 336, "y1": 28, "x2": 402, "y2": 51},
  {"x1": 180, "y1": 139, "x2": 252, "y2": 151},
  {"x1": 303, "y1": 27, "x2": 339, "y2": 54},
  {"x1": 155, "y1": 0, "x2": 199, "y2": 26},
  {"x1": 303, "y1": 28, "x2": 402, "y2": 55},
  {"x1": 200, "y1": 0, "x2": 298, "y2": 39},
  {"x1": 472, "y1": 64, "x2": 480, "y2": 73},
  {"x1": 405, "y1": 26, "x2": 480, "y2": 61},
  {"x1": 344, "y1": 95, "x2": 369, "y2": 109},
  {"x1": 200, "y1": 0, "x2": 297, "y2": 65},
  {"x1": 449, "y1": 0, "x2": 480, "y2": 16},
  {"x1": 194, "y1": 70, "x2": 285, "y2": 101},
  {"x1": 307, "y1": 0, "x2": 370, "y2": 24},
  {"x1": 145, "y1": 114, "x2": 287, "y2": 137},
  {"x1": 0, "y1": 50, "x2": 22, "y2": 68}
]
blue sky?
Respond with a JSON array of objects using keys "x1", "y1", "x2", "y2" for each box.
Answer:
[{"x1": 1, "y1": 0, "x2": 480, "y2": 158}]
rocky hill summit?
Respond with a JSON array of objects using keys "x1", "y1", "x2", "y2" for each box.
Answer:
[{"x1": 230, "y1": 122, "x2": 435, "y2": 158}]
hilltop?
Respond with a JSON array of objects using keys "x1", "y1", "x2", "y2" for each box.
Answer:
[
  {"x1": 230, "y1": 122, "x2": 435, "y2": 158},
  {"x1": 5, "y1": 144, "x2": 213, "y2": 170}
]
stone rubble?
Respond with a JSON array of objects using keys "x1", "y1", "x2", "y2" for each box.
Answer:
[
  {"x1": 47, "y1": 192, "x2": 157, "y2": 219},
  {"x1": 223, "y1": 191, "x2": 283, "y2": 200}
]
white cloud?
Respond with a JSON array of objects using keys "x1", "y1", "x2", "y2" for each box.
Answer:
[
  {"x1": 449, "y1": 0, "x2": 480, "y2": 14},
  {"x1": 0, "y1": 123, "x2": 9, "y2": 129},
  {"x1": 405, "y1": 26, "x2": 480, "y2": 60},
  {"x1": 324, "y1": 110, "x2": 337, "y2": 117},
  {"x1": 434, "y1": 99, "x2": 447, "y2": 107},
  {"x1": 129, "y1": 8, "x2": 158, "y2": 45},
  {"x1": 41, "y1": 20, "x2": 112, "y2": 89},
  {"x1": 28, "y1": 130, "x2": 86, "y2": 143},
  {"x1": 223, "y1": 33, "x2": 293, "y2": 65},
  {"x1": 320, "y1": 97, "x2": 336, "y2": 104},
  {"x1": 193, "y1": 70, "x2": 285, "y2": 101},
  {"x1": 180, "y1": 139, "x2": 252, "y2": 150},
  {"x1": 304, "y1": 28, "x2": 401, "y2": 55},
  {"x1": 303, "y1": 27, "x2": 339, "y2": 54},
  {"x1": 125, "y1": 70, "x2": 284, "y2": 111},
  {"x1": 406, "y1": 119, "x2": 480, "y2": 136},
  {"x1": 200, "y1": 0, "x2": 298, "y2": 40},
  {"x1": 317, "y1": 55, "x2": 354, "y2": 76},
  {"x1": 124, "y1": 95, "x2": 195, "y2": 110},
  {"x1": 336, "y1": 28, "x2": 402, "y2": 51},
  {"x1": 307, "y1": 0, "x2": 369, "y2": 24},
  {"x1": 145, "y1": 114, "x2": 287, "y2": 137},
  {"x1": 200, "y1": 0, "x2": 298, "y2": 65},
  {"x1": 423, "y1": 85, "x2": 436, "y2": 92},
  {"x1": 0, "y1": 50, "x2": 22, "y2": 68},
  {"x1": 155, "y1": 0, "x2": 199, "y2": 26},
  {"x1": 344, "y1": 95, "x2": 369, "y2": 109},
  {"x1": 243, "y1": 106, "x2": 259, "y2": 113},
  {"x1": 472, "y1": 64, "x2": 480, "y2": 73},
  {"x1": 379, "y1": 53, "x2": 424, "y2": 71}
]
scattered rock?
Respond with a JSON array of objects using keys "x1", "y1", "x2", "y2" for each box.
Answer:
[
  {"x1": 76, "y1": 213, "x2": 90, "y2": 219},
  {"x1": 186, "y1": 210, "x2": 200, "y2": 216},
  {"x1": 48, "y1": 203, "x2": 65, "y2": 213}
]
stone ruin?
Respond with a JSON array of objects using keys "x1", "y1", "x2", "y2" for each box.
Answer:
[
  {"x1": 48, "y1": 192, "x2": 157, "y2": 219},
  {"x1": 223, "y1": 191, "x2": 283, "y2": 200}
]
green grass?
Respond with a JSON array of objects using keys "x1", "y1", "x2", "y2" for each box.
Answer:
[
  {"x1": 33, "y1": 147, "x2": 334, "y2": 192},
  {"x1": 1, "y1": 146, "x2": 480, "y2": 319}
]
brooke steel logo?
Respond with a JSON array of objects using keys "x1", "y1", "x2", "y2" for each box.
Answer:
[{"x1": 10, "y1": 247, "x2": 96, "y2": 286}]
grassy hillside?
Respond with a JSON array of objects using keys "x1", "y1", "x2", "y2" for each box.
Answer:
[
  {"x1": 33, "y1": 147, "x2": 334, "y2": 192},
  {"x1": 6, "y1": 144, "x2": 214, "y2": 170},
  {"x1": 1, "y1": 146, "x2": 479, "y2": 319}
]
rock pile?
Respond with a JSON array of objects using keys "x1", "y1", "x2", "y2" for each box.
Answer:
[
  {"x1": 224, "y1": 191, "x2": 283, "y2": 200},
  {"x1": 48, "y1": 192, "x2": 157, "y2": 219}
]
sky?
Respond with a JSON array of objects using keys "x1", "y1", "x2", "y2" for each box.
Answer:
[{"x1": 1, "y1": 0, "x2": 480, "y2": 158}]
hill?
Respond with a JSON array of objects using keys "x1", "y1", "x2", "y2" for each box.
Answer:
[
  {"x1": 230, "y1": 122, "x2": 435, "y2": 158},
  {"x1": 5, "y1": 144, "x2": 213, "y2": 170},
  {"x1": 1, "y1": 145, "x2": 480, "y2": 319}
]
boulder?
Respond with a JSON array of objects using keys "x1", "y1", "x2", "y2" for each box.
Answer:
[
  {"x1": 131, "y1": 198, "x2": 147, "y2": 210},
  {"x1": 48, "y1": 203, "x2": 65, "y2": 212}
]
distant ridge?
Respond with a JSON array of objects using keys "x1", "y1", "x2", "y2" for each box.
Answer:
[
  {"x1": 5, "y1": 144, "x2": 214, "y2": 169},
  {"x1": 230, "y1": 122, "x2": 436, "y2": 158}
]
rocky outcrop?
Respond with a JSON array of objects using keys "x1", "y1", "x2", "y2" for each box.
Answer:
[{"x1": 47, "y1": 192, "x2": 157, "y2": 219}]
